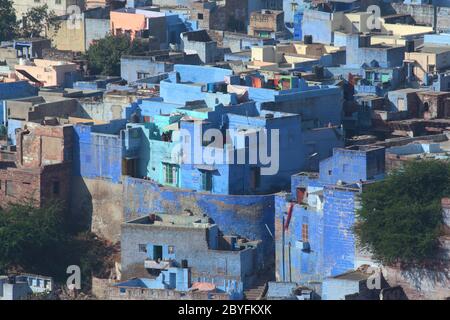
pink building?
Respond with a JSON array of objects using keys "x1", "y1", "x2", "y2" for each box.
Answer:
[
  {"x1": 110, "y1": 7, "x2": 166, "y2": 41},
  {"x1": 15, "y1": 59, "x2": 78, "y2": 87}
]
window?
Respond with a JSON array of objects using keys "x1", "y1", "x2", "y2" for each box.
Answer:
[
  {"x1": 143, "y1": 116, "x2": 153, "y2": 123},
  {"x1": 5, "y1": 180, "x2": 14, "y2": 196},
  {"x1": 55, "y1": 0, "x2": 61, "y2": 4},
  {"x1": 138, "y1": 244, "x2": 147, "y2": 253},
  {"x1": 52, "y1": 181, "x2": 60, "y2": 195},
  {"x1": 137, "y1": 72, "x2": 150, "y2": 80},
  {"x1": 153, "y1": 245, "x2": 163, "y2": 261},
  {"x1": 197, "y1": 13, "x2": 204, "y2": 20},
  {"x1": 201, "y1": 171, "x2": 213, "y2": 191},
  {"x1": 296, "y1": 187, "x2": 306, "y2": 204},
  {"x1": 0, "y1": 180, "x2": 2, "y2": 190},
  {"x1": 397, "y1": 98, "x2": 405, "y2": 111},
  {"x1": 164, "y1": 164, "x2": 178, "y2": 185},
  {"x1": 168, "y1": 246, "x2": 175, "y2": 254},
  {"x1": 328, "y1": 170, "x2": 332, "y2": 176},
  {"x1": 119, "y1": 288, "x2": 126, "y2": 294},
  {"x1": 302, "y1": 223, "x2": 309, "y2": 242},
  {"x1": 34, "y1": 0, "x2": 40, "y2": 2}
]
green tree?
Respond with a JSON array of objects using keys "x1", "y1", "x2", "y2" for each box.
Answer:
[
  {"x1": 0, "y1": 201, "x2": 68, "y2": 276},
  {"x1": 0, "y1": 201, "x2": 116, "y2": 292},
  {"x1": 0, "y1": 0, "x2": 17, "y2": 41},
  {"x1": 19, "y1": 5, "x2": 61, "y2": 38},
  {"x1": 86, "y1": 34, "x2": 148, "y2": 76},
  {"x1": 355, "y1": 160, "x2": 447, "y2": 266}
]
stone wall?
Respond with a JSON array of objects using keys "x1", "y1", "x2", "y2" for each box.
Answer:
[{"x1": 70, "y1": 176, "x2": 123, "y2": 242}]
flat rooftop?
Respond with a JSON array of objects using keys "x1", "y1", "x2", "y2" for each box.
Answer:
[
  {"x1": 414, "y1": 45, "x2": 450, "y2": 54},
  {"x1": 126, "y1": 214, "x2": 211, "y2": 228}
]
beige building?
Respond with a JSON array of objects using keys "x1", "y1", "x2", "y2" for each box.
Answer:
[
  {"x1": 13, "y1": 0, "x2": 85, "y2": 20},
  {"x1": 250, "y1": 41, "x2": 343, "y2": 69},
  {"x1": 405, "y1": 46, "x2": 450, "y2": 85},
  {"x1": 302, "y1": 9, "x2": 434, "y2": 45},
  {"x1": 248, "y1": 10, "x2": 284, "y2": 38},
  {"x1": 15, "y1": 59, "x2": 78, "y2": 87},
  {"x1": 48, "y1": 7, "x2": 110, "y2": 53}
]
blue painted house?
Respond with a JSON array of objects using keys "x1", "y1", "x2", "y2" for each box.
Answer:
[
  {"x1": 274, "y1": 145, "x2": 385, "y2": 293},
  {"x1": 116, "y1": 64, "x2": 345, "y2": 194}
]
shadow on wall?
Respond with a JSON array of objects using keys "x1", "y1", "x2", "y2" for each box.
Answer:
[{"x1": 69, "y1": 176, "x2": 93, "y2": 233}]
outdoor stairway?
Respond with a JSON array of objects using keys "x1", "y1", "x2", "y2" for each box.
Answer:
[{"x1": 244, "y1": 278, "x2": 269, "y2": 300}]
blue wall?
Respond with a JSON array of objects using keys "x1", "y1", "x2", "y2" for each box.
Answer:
[
  {"x1": 293, "y1": 12, "x2": 303, "y2": 41},
  {"x1": 274, "y1": 145, "x2": 386, "y2": 288},
  {"x1": 123, "y1": 176, "x2": 276, "y2": 257},
  {"x1": 73, "y1": 121, "x2": 128, "y2": 183},
  {"x1": 319, "y1": 147, "x2": 385, "y2": 185},
  {"x1": 7, "y1": 119, "x2": 22, "y2": 145},
  {"x1": 275, "y1": 194, "x2": 324, "y2": 283},
  {"x1": 0, "y1": 81, "x2": 38, "y2": 125},
  {"x1": 275, "y1": 185, "x2": 360, "y2": 286},
  {"x1": 322, "y1": 187, "x2": 358, "y2": 276},
  {"x1": 172, "y1": 64, "x2": 233, "y2": 84}
]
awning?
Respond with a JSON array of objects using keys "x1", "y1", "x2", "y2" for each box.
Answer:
[{"x1": 195, "y1": 164, "x2": 216, "y2": 171}]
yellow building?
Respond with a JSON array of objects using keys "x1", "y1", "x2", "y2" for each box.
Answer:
[{"x1": 48, "y1": 7, "x2": 110, "y2": 53}]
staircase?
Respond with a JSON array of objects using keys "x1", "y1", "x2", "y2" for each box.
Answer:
[{"x1": 244, "y1": 278, "x2": 269, "y2": 300}]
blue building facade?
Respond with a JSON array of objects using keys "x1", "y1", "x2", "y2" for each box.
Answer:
[
  {"x1": 71, "y1": 64, "x2": 346, "y2": 259},
  {"x1": 115, "y1": 65, "x2": 345, "y2": 194},
  {"x1": 274, "y1": 145, "x2": 385, "y2": 293}
]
